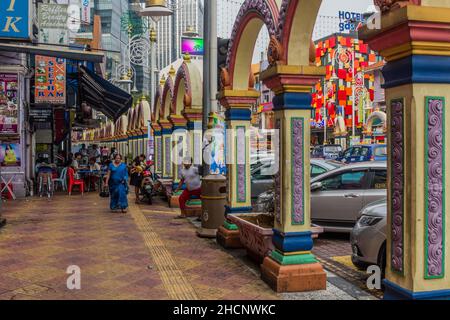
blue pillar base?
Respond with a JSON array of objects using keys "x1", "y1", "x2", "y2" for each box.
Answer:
[
  {"x1": 272, "y1": 229, "x2": 313, "y2": 253},
  {"x1": 384, "y1": 280, "x2": 450, "y2": 300},
  {"x1": 224, "y1": 206, "x2": 253, "y2": 215}
]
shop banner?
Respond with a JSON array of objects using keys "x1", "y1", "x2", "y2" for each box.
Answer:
[
  {"x1": 81, "y1": 0, "x2": 91, "y2": 24},
  {"x1": 38, "y1": 3, "x2": 69, "y2": 45},
  {"x1": 0, "y1": 0, "x2": 31, "y2": 40},
  {"x1": 0, "y1": 142, "x2": 21, "y2": 167},
  {"x1": 35, "y1": 56, "x2": 66, "y2": 105},
  {"x1": 0, "y1": 74, "x2": 19, "y2": 135}
]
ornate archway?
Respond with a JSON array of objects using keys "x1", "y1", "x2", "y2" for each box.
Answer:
[
  {"x1": 223, "y1": 0, "x2": 450, "y2": 298},
  {"x1": 152, "y1": 84, "x2": 164, "y2": 175},
  {"x1": 171, "y1": 58, "x2": 204, "y2": 188},
  {"x1": 160, "y1": 71, "x2": 175, "y2": 179},
  {"x1": 218, "y1": 1, "x2": 281, "y2": 250}
]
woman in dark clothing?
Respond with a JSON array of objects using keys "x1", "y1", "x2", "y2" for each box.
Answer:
[{"x1": 130, "y1": 156, "x2": 144, "y2": 203}]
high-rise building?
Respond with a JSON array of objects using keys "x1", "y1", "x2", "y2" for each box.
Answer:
[
  {"x1": 313, "y1": 15, "x2": 342, "y2": 41},
  {"x1": 154, "y1": 0, "x2": 204, "y2": 70}
]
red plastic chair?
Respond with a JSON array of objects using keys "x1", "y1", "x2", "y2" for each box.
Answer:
[{"x1": 67, "y1": 167, "x2": 85, "y2": 196}]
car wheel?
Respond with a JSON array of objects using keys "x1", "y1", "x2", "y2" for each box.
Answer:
[
  {"x1": 351, "y1": 255, "x2": 369, "y2": 271},
  {"x1": 377, "y1": 242, "x2": 386, "y2": 279}
]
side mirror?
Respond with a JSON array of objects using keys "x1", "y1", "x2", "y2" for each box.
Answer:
[{"x1": 311, "y1": 181, "x2": 323, "y2": 192}]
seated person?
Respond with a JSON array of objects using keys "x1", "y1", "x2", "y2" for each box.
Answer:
[
  {"x1": 174, "y1": 157, "x2": 201, "y2": 218},
  {"x1": 71, "y1": 153, "x2": 82, "y2": 171},
  {"x1": 89, "y1": 157, "x2": 101, "y2": 171}
]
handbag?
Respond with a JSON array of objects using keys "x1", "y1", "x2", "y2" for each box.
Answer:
[{"x1": 99, "y1": 184, "x2": 110, "y2": 198}]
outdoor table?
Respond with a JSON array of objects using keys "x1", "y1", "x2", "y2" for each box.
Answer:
[
  {"x1": 77, "y1": 170, "x2": 106, "y2": 192},
  {"x1": 0, "y1": 171, "x2": 25, "y2": 200}
]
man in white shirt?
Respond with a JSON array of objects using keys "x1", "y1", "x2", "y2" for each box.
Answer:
[{"x1": 175, "y1": 157, "x2": 202, "y2": 217}]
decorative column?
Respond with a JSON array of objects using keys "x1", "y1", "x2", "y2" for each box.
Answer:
[
  {"x1": 260, "y1": 65, "x2": 326, "y2": 292},
  {"x1": 183, "y1": 109, "x2": 203, "y2": 166},
  {"x1": 169, "y1": 114, "x2": 188, "y2": 190},
  {"x1": 360, "y1": 2, "x2": 450, "y2": 300},
  {"x1": 151, "y1": 121, "x2": 163, "y2": 176},
  {"x1": 158, "y1": 119, "x2": 173, "y2": 180},
  {"x1": 216, "y1": 90, "x2": 259, "y2": 248}
]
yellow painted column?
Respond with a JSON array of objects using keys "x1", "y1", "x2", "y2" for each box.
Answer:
[
  {"x1": 169, "y1": 114, "x2": 188, "y2": 189},
  {"x1": 215, "y1": 90, "x2": 259, "y2": 248},
  {"x1": 259, "y1": 65, "x2": 327, "y2": 293},
  {"x1": 360, "y1": 4, "x2": 450, "y2": 299},
  {"x1": 159, "y1": 120, "x2": 173, "y2": 180}
]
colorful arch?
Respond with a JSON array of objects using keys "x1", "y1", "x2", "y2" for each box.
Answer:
[
  {"x1": 161, "y1": 76, "x2": 174, "y2": 120},
  {"x1": 173, "y1": 60, "x2": 203, "y2": 115},
  {"x1": 277, "y1": 0, "x2": 321, "y2": 66},
  {"x1": 224, "y1": 0, "x2": 279, "y2": 90}
]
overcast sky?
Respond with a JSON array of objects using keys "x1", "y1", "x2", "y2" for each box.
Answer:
[{"x1": 318, "y1": 0, "x2": 375, "y2": 16}]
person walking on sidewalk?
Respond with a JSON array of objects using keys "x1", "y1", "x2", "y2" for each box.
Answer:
[
  {"x1": 175, "y1": 157, "x2": 201, "y2": 218},
  {"x1": 104, "y1": 154, "x2": 129, "y2": 213}
]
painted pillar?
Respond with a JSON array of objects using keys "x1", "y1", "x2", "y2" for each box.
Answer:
[
  {"x1": 159, "y1": 119, "x2": 173, "y2": 180},
  {"x1": 151, "y1": 122, "x2": 163, "y2": 176},
  {"x1": 260, "y1": 65, "x2": 326, "y2": 292},
  {"x1": 361, "y1": 3, "x2": 450, "y2": 300},
  {"x1": 216, "y1": 90, "x2": 259, "y2": 248},
  {"x1": 183, "y1": 109, "x2": 203, "y2": 167},
  {"x1": 169, "y1": 114, "x2": 188, "y2": 189}
]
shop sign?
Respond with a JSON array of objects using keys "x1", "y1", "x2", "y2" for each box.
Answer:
[
  {"x1": 81, "y1": 0, "x2": 91, "y2": 24},
  {"x1": 29, "y1": 108, "x2": 53, "y2": 123},
  {"x1": 0, "y1": 0, "x2": 32, "y2": 41},
  {"x1": 35, "y1": 56, "x2": 66, "y2": 105},
  {"x1": 38, "y1": 3, "x2": 69, "y2": 45},
  {"x1": 0, "y1": 73, "x2": 19, "y2": 135}
]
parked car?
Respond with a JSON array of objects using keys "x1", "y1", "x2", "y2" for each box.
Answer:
[
  {"x1": 310, "y1": 162, "x2": 387, "y2": 232},
  {"x1": 311, "y1": 144, "x2": 343, "y2": 160},
  {"x1": 350, "y1": 198, "x2": 387, "y2": 274},
  {"x1": 337, "y1": 144, "x2": 387, "y2": 163},
  {"x1": 252, "y1": 159, "x2": 344, "y2": 204},
  {"x1": 311, "y1": 159, "x2": 344, "y2": 178}
]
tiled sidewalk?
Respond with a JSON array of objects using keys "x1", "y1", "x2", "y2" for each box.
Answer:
[{"x1": 0, "y1": 193, "x2": 375, "y2": 300}]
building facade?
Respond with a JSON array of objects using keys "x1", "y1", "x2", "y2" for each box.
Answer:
[{"x1": 155, "y1": 0, "x2": 204, "y2": 70}]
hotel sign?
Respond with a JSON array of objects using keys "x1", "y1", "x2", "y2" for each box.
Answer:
[{"x1": 0, "y1": 0, "x2": 32, "y2": 41}]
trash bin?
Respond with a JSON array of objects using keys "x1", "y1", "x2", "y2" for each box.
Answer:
[{"x1": 197, "y1": 174, "x2": 227, "y2": 238}]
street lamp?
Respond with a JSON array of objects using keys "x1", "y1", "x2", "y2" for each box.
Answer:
[{"x1": 139, "y1": 0, "x2": 173, "y2": 21}]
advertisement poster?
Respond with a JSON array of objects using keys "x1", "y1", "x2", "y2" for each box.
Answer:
[
  {"x1": 0, "y1": 143, "x2": 21, "y2": 167},
  {"x1": 0, "y1": 74, "x2": 19, "y2": 135},
  {"x1": 35, "y1": 56, "x2": 66, "y2": 104},
  {"x1": 38, "y1": 3, "x2": 69, "y2": 45},
  {"x1": 0, "y1": 0, "x2": 31, "y2": 40},
  {"x1": 181, "y1": 37, "x2": 204, "y2": 56}
]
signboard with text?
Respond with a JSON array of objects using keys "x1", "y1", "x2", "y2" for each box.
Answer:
[
  {"x1": 0, "y1": 74, "x2": 19, "y2": 135},
  {"x1": 81, "y1": 0, "x2": 91, "y2": 24},
  {"x1": 35, "y1": 56, "x2": 66, "y2": 105},
  {"x1": 0, "y1": 0, "x2": 31, "y2": 40},
  {"x1": 38, "y1": 3, "x2": 69, "y2": 45}
]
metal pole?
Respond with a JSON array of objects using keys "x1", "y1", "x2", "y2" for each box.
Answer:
[
  {"x1": 351, "y1": 41, "x2": 356, "y2": 138},
  {"x1": 209, "y1": 0, "x2": 218, "y2": 114},
  {"x1": 323, "y1": 80, "x2": 327, "y2": 145},
  {"x1": 202, "y1": 0, "x2": 211, "y2": 132},
  {"x1": 171, "y1": 0, "x2": 178, "y2": 62},
  {"x1": 202, "y1": 0, "x2": 211, "y2": 174}
]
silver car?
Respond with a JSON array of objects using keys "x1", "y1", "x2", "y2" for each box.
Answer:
[
  {"x1": 311, "y1": 162, "x2": 387, "y2": 232},
  {"x1": 251, "y1": 159, "x2": 343, "y2": 201},
  {"x1": 350, "y1": 198, "x2": 387, "y2": 273}
]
